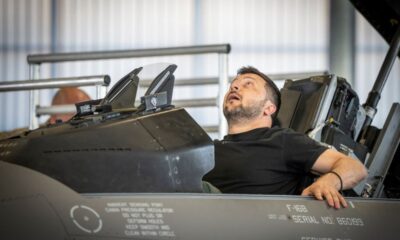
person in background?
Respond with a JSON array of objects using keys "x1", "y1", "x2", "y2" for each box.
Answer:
[
  {"x1": 203, "y1": 66, "x2": 367, "y2": 209},
  {"x1": 47, "y1": 87, "x2": 91, "y2": 124},
  {"x1": 0, "y1": 87, "x2": 90, "y2": 139}
]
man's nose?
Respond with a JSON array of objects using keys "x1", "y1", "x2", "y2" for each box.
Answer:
[{"x1": 230, "y1": 84, "x2": 239, "y2": 91}]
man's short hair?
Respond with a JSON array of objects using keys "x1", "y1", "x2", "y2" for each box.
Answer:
[{"x1": 236, "y1": 66, "x2": 281, "y2": 117}]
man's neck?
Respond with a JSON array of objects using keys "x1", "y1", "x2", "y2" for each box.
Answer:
[{"x1": 227, "y1": 117, "x2": 272, "y2": 134}]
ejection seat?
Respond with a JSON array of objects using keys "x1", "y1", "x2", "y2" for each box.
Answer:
[
  {"x1": 277, "y1": 75, "x2": 338, "y2": 135},
  {"x1": 276, "y1": 75, "x2": 367, "y2": 160},
  {"x1": 276, "y1": 75, "x2": 366, "y2": 194}
]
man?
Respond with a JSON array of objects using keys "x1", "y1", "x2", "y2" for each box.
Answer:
[
  {"x1": 203, "y1": 66, "x2": 367, "y2": 209},
  {"x1": 0, "y1": 87, "x2": 90, "y2": 140},
  {"x1": 47, "y1": 87, "x2": 91, "y2": 124}
]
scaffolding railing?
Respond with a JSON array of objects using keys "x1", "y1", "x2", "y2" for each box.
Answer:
[
  {"x1": 27, "y1": 44, "x2": 231, "y2": 138},
  {"x1": 0, "y1": 75, "x2": 110, "y2": 92},
  {"x1": 14, "y1": 44, "x2": 327, "y2": 136},
  {"x1": 0, "y1": 75, "x2": 110, "y2": 120}
]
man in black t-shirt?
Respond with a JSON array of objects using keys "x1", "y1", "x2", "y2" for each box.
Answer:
[{"x1": 203, "y1": 66, "x2": 367, "y2": 209}]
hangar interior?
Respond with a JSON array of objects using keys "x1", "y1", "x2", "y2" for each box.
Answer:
[
  {"x1": 1, "y1": 1, "x2": 400, "y2": 239},
  {"x1": 1, "y1": 0, "x2": 399, "y2": 134}
]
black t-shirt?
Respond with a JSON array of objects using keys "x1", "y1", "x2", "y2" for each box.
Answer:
[{"x1": 203, "y1": 126, "x2": 327, "y2": 195}]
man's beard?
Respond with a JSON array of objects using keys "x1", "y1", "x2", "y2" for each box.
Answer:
[{"x1": 223, "y1": 99, "x2": 265, "y2": 124}]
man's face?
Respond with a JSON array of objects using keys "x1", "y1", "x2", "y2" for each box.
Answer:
[{"x1": 223, "y1": 73, "x2": 269, "y2": 122}]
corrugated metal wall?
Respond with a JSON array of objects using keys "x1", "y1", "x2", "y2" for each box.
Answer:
[
  {"x1": 1, "y1": 0, "x2": 398, "y2": 132},
  {"x1": 0, "y1": 0, "x2": 329, "y2": 132},
  {"x1": 0, "y1": 0, "x2": 52, "y2": 130}
]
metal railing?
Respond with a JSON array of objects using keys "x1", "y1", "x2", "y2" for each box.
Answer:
[
  {"x1": 36, "y1": 104, "x2": 76, "y2": 116},
  {"x1": 27, "y1": 44, "x2": 231, "y2": 63},
  {"x1": 0, "y1": 75, "x2": 110, "y2": 92},
  {"x1": 0, "y1": 75, "x2": 110, "y2": 119},
  {"x1": 7, "y1": 43, "x2": 326, "y2": 135},
  {"x1": 27, "y1": 44, "x2": 231, "y2": 137}
]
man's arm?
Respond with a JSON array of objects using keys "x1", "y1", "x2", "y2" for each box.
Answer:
[{"x1": 301, "y1": 149, "x2": 368, "y2": 209}]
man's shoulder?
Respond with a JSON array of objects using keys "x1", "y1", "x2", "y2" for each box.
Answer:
[
  {"x1": 271, "y1": 126, "x2": 313, "y2": 137},
  {"x1": 268, "y1": 126, "x2": 299, "y2": 136},
  {"x1": 275, "y1": 127, "x2": 328, "y2": 149},
  {"x1": 215, "y1": 126, "x2": 297, "y2": 144},
  {"x1": 266, "y1": 127, "x2": 322, "y2": 147}
]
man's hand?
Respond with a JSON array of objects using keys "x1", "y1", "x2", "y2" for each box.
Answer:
[
  {"x1": 301, "y1": 172, "x2": 347, "y2": 209},
  {"x1": 303, "y1": 148, "x2": 368, "y2": 209}
]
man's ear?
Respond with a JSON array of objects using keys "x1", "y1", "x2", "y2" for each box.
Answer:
[{"x1": 263, "y1": 100, "x2": 277, "y2": 116}]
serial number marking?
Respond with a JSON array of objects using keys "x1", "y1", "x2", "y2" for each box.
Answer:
[
  {"x1": 289, "y1": 215, "x2": 364, "y2": 227},
  {"x1": 292, "y1": 215, "x2": 320, "y2": 224},
  {"x1": 336, "y1": 217, "x2": 364, "y2": 226},
  {"x1": 286, "y1": 204, "x2": 308, "y2": 213}
]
